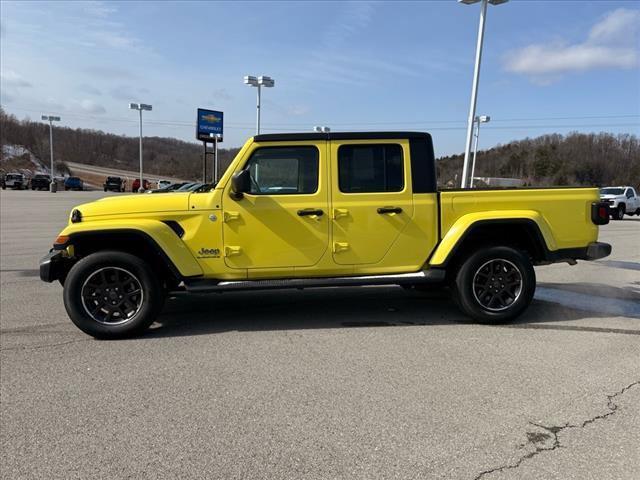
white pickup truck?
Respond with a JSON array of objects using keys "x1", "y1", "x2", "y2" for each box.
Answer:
[{"x1": 600, "y1": 186, "x2": 640, "y2": 220}]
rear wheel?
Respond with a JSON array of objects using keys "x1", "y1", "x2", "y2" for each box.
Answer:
[
  {"x1": 452, "y1": 246, "x2": 535, "y2": 324},
  {"x1": 63, "y1": 251, "x2": 165, "y2": 339}
]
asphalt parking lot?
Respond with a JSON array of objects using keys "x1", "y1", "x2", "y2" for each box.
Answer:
[{"x1": 1, "y1": 190, "x2": 639, "y2": 480}]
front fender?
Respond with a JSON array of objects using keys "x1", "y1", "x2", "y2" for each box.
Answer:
[
  {"x1": 428, "y1": 210, "x2": 556, "y2": 267},
  {"x1": 58, "y1": 219, "x2": 203, "y2": 277}
]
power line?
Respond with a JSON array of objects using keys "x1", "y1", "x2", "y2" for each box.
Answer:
[{"x1": 3, "y1": 104, "x2": 639, "y2": 131}]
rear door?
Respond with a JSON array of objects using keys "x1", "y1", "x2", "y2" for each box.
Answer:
[{"x1": 329, "y1": 140, "x2": 414, "y2": 265}]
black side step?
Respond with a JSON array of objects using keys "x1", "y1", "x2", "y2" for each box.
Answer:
[{"x1": 183, "y1": 270, "x2": 446, "y2": 294}]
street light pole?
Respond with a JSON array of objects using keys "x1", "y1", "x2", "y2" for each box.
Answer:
[
  {"x1": 458, "y1": 0, "x2": 507, "y2": 188},
  {"x1": 470, "y1": 115, "x2": 490, "y2": 187},
  {"x1": 256, "y1": 83, "x2": 261, "y2": 135},
  {"x1": 244, "y1": 75, "x2": 274, "y2": 135},
  {"x1": 41, "y1": 115, "x2": 60, "y2": 192},
  {"x1": 129, "y1": 103, "x2": 152, "y2": 192},
  {"x1": 138, "y1": 108, "x2": 143, "y2": 189}
]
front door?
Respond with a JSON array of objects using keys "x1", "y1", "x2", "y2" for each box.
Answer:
[
  {"x1": 222, "y1": 142, "x2": 329, "y2": 272},
  {"x1": 330, "y1": 140, "x2": 414, "y2": 265}
]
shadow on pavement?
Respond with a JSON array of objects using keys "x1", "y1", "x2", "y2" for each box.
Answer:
[
  {"x1": 146, "y1": 284, "x2": 640, "y2": 339},
  {"x1": 595, "y1": 260, "x2": 640, "y2": 272},
  {"x1": 538, "y1": 281, "x2": 640, "y2": 300}
]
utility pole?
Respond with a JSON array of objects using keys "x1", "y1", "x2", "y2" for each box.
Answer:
[
  {"x1": 129, "y1": 103, "x2": 153, "y2": 192},
  {"x1": 41, "y1": 115, "x2": 61, "y2": 192},
  {"x1": 458, "y1": 0, "x2": 508, "y2": 188}
]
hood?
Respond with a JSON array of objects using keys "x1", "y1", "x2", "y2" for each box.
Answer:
[
  {"x1": 600, "y1": 194, "x2": 622, "y2": 200},
  {"x1": 73, "y1": 192, "x2": 191, "y2": 219}
]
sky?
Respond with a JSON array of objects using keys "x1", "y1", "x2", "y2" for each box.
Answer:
[{"x1": 1, "y1": 0, "x2": 639, "y2": 157}]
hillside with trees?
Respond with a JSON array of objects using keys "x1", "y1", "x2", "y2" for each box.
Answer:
[
  {"x1": 0, "y1": 109, "x2": 240, "y2": 180},
  {"x1": 438, "y1": 132, "x2": 639, "y2": 189},
  {"x1": 2, "y1": 108, "x2": 638, "y2": 188}
]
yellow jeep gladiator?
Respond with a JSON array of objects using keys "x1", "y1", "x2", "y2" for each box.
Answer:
[{"x1": 40, "y1": 132, "x2": 612, "y2": 339}]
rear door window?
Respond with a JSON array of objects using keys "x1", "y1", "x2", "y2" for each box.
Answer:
[{"x1": 337, "y1": 144, "x2": 403, "y2": 193}]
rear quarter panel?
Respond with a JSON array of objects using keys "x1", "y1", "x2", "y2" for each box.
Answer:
[{"x1": 433, "y1": 188, "x2": 600, "y2": 264}]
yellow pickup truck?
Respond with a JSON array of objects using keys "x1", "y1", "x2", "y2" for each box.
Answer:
[{"x1": 40, "y1": 132, "x2": 611, "y2": 339}]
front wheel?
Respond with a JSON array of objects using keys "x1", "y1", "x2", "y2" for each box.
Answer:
[
  {"x1": 63, "y1": 251, "x2": 165, "y2": 339},
  {"x1": 452, "y1": 246, "x2": 535, "y2": 324},
  {"x1": 613, "y1": 205, "x2": 625, "y2": 220}
]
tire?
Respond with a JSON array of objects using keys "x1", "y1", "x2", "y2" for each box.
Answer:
[
  {"x1": 63, "y1": 251, "x2": 165, "y2": 339},
  {"x1": 634, "y1": 208, "x2": 640, "y2": 216},
  {"x1": 613, "y1": 204, "x2": 625, "y2": 220},
  {"x1": 452, "y1": 246, "x2": 536, "y2": 324}
]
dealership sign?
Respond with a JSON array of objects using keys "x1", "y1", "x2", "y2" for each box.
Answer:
[{"x1": 196, "y1": 109, "x2": 223, "y2": 142}]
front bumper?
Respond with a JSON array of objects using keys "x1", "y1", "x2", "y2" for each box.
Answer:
[{"x1": 39, "y1": 250, "x2": 68, "y2": 282}]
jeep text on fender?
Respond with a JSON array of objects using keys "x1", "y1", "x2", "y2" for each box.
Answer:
[{"x1": 40, "y1": 132, "x2": 612, "y2": 339}]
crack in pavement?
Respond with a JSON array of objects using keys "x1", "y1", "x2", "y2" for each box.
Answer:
[{"x1": 473, "y1": 380, "x2": 640, "y2": 480}]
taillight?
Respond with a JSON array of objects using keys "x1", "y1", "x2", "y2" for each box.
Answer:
[{"x1": 591, "y1": 202, "x2": 610, "y2": 225}]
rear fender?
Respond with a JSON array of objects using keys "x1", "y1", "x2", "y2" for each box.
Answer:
[{"x1": 428, "y1": 210, "x2": 556, "y2": 267}]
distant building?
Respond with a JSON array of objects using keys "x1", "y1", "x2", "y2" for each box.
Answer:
[{"x1": 473, "y1": 177, "x2": 524, "y2": 187}]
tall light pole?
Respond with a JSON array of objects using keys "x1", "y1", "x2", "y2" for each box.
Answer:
[
  {"x1": 129, "y1": 102, "x2": 152, "y2": 192},
  {"x1": 41, "y1": 115, "x2": 61, "y2": 192},
  {"x1": 244, "y1": 75, "x2": 275, "y2": 134},
  {"x1": 458, "y1": 0, "x2": 507, "y2": 188},
  {"x1": 470, "y1": 115, "x2": 490, "y2": 187}
]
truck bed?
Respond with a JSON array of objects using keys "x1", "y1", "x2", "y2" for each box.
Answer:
[{"x1": 438, "y1": 187, "x2": 600, "y2": 252}]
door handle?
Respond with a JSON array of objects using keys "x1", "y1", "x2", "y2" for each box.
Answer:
[
  {"x1": 297, "y1": 209, "x2": 324, "y2": 217},
  {"x1": 377, "y1": 206, "x2": 403, "y2": 214}
]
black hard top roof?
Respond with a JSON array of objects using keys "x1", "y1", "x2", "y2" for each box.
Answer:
[{"x1": 253, "y1": 131, "x2": 432, "y2": 142}]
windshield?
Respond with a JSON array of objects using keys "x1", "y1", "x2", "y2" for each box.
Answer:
[
  {"x1": 600, "y1": 188, "x2": 624, "y2": 195},
  {"x1": 6, "y1": 174, "x2": 21, "y2": 180}
]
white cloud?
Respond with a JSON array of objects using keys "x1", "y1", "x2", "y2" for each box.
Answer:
[
  {"x1": 1, "y1": 70, "x2": 32, "y2": 88},
  {"x1": 504, "y1": 8, "x2": 640, "y2": 84},
  {"x1": 588, "y1": 8, "x2": 640, "y2": 44},
  {"x1": 109, "y1": 85, "x2": 137, "y2": 101},
  {"x1": 77, "y1": 99, "x2": 106, "y2": 114},
  {"x1": 77, "y1": 84, "x2": 102, "y2": 95}
]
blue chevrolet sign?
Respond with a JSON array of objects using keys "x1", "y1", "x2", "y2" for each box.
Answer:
[{"x1": 196, "y1": 108, "x2": 223, "y2": 142}]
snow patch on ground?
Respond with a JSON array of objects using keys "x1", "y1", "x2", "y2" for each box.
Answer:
[{"x1": 1, "y1": 144, "x2": 48, "y2": 173}]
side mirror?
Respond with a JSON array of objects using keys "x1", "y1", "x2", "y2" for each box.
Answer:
[{"x1": 231, "y1": 169, "x2": 251, "y2": 199}]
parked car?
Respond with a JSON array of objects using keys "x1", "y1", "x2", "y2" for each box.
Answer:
[
  {"x1": 31, "y1": 174, "x2": 51, "y2": 190},
  {"x1": 175, "y1": 182, "x2": 206, "y2": 192},
  {"x1": 64, "y1": 176, "x2": 84, "y2": 191},
  {"x1": 104, "y1": 176, "x2": 126, "y2": 192},
  {"x1": 600, "y1": 186, "x2": 640, "y2": 220},
  {"x1": 2, "y1": 173, "x2": 26, "y2": 190},
  {"x1": 40, "y1": 131, "x2": 612, "y2": 339},
  {"x1": 147, "y1": 182, "x2": 188, "y2": 193},
  {"x1": 132, "y1": 178, "x2": 150, "y2": 192},
  {"x1": 157, "y1": 179, "x2": 172, "y2": 189}
]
